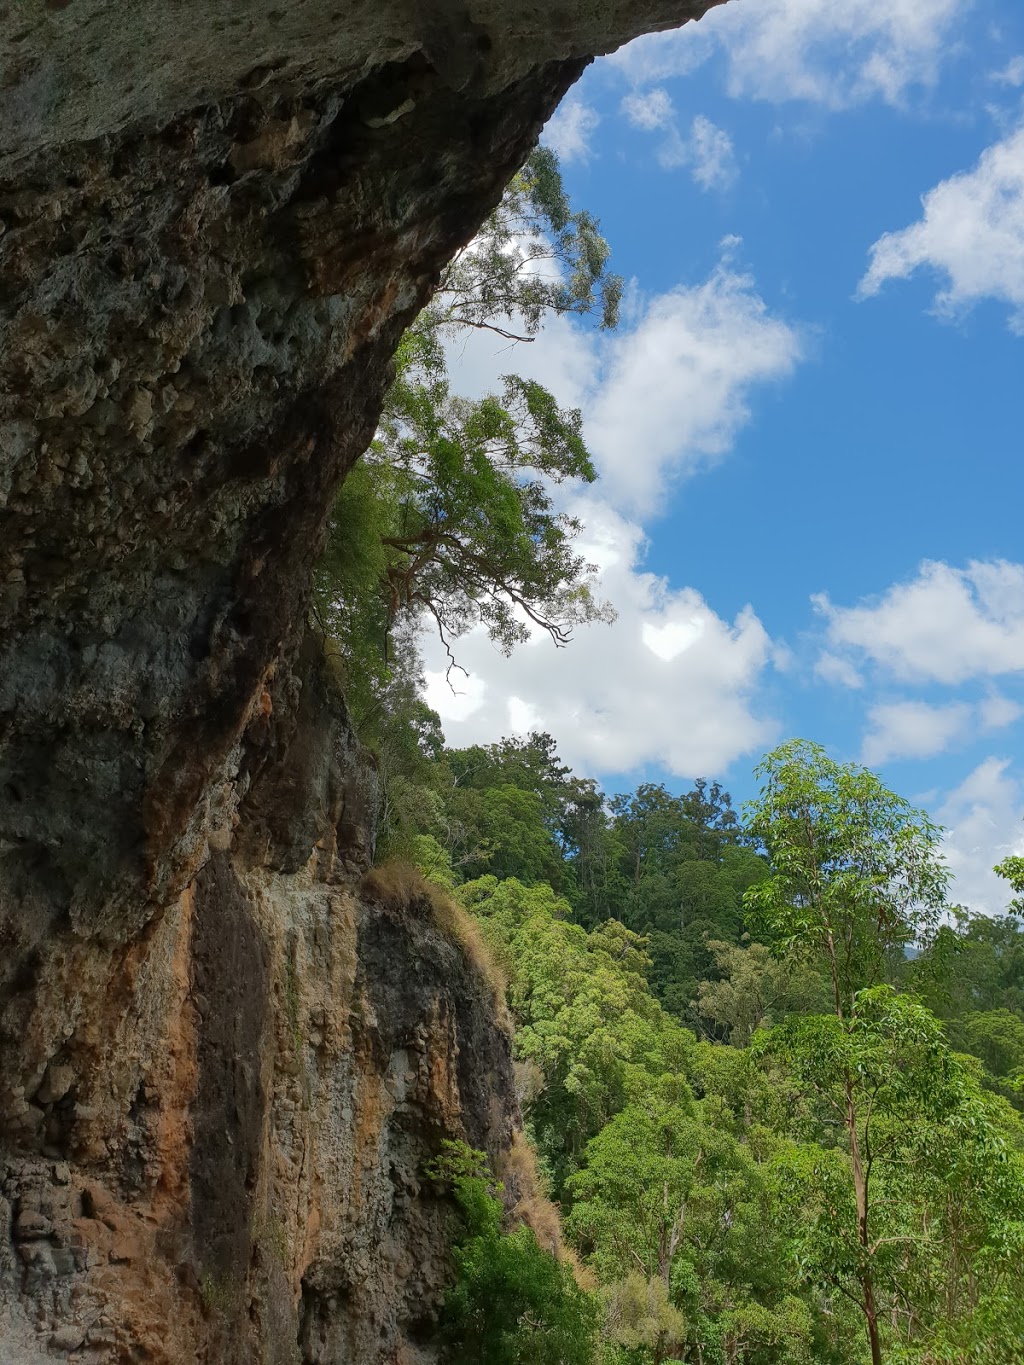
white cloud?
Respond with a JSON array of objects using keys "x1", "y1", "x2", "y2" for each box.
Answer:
[
  {"x1": 862, "y1": 700, "x2": 972, "y2": 765},
  {"x1": 642, "y1": 615, "x2": 705, "y2": 662},
  {"x1": 858, "y1": 125, "x2": 1024, "y2": 330},
  {"x1": 992, "y1": 56, "x2": 1024, "y2": 88},
  {"x1": 543, "y1": 98, "x2": 600, "y2": 164},
  {"x1": 507, "y1": 696, "x2": 542, "y2": 733},
  {"x1": 620, "y1": 89, "x2": 737, "y2": 188},
  {"x1": 422, "y1": 501, "x2": 778, "y2": 779},
  {"x1": 980, "y1": 693, "x2": 1024, "y2": 730},
  {"x1": 609, "y1": 0, "x2": 964, "y2": 109},
  {"x1": 621, "y1": 87, "x2": 675, "y2": 131},
  {"x1": 438, "y1": 302, "x2": 595, "y2": 422},
  {"x1": 442, "y1": 254, "x2": 801, "y2": 521},
  {"x1": 938, "y1": 758, "x2": 1024, "y2": 914},
  {"x1": 421, "y1": 668, "x2": 486, "y2": 723},
  {"x1": 609, "y1": 27, "x2": 714, "y2": 87},
  {"x1": 419, "y1": 251, "x2": 802, "y2": 777},
  {"x1": 815, "y1": 560, "x2": 1024, "y2": 685},
  {"x1": 860, "y1": 691, "x2": 1022, "y2": 764},
  {"x1": 588, "y1": 262, "x2": 800, "y2": 516},
  {"x1": 815, "y1": 651, "x2": 864, "y2": 689},
  {"x1": 689, "y1": 115, "x2": 738, "y2": 189}
]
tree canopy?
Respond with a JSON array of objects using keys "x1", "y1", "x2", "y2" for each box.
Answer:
[
  {"x1": 315, "y1": 147, "x2": 618, "y2": 688},
  {"x1": 309, "y1": 132, "x2": 1024, "y2": 1365}
]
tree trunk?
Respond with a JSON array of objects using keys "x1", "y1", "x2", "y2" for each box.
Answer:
[
  {"x1": 862, "y1": 1275, "x2": 884, "y2": 1365},
  {"x1": 847, "y1": 1076, "x2": 883, "y2": 1365}
]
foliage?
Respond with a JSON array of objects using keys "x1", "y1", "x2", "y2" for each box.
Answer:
[
  {"x1": 947, "y1": 1008, "x2": 1024, "y2": 1084},
  {"x1": 348, "y1": 714, "x2": 1024, "y2": 1364},
  {"x1": 428, "y1": 1140, "x2": 600, "y2": 1365},
  {"x1": 742, "y1": 742, "x2": 1022, "y2": 1365},
  {"x1": 567, "y1": 1094, "x2": 830, "y2": 1365},
  {"x1": 413, "y1": 833, "x2": 458, "y2": 891},
  {"x1": 925, "y1": 896, "x2": 1024, "y2": 1018},
  {"x1": 348, "y1": 705, "x2": 1024, "y2": 1365},
  {"x1": 744, "y1": 739, "x2": 949, "y2": 1016},
  {"x1": 306, "y1": 92, "x2": 1024, "y2": 1361},
  {"x1": 459, "y1": 876, "x2": 693, "y2": 1187},
  {"x1": 597, "y1": 783, "x2": 767, "y2": 1018},
  {"x1": 567, "y1": 1094, "x2": 752, "y2": 1286},
  {"x1": 762, "y1": 993, "x2": 1024, "y2": 1363},
  {"x1": 602, "y1": 1273, "x2": 686, "y2": 1365},
  {"x1": 431, "y1": 145, "x2": 623, "y2": 341},
  {"x1": 995, "y1": 855, "x2": 1024, "y2": 914},
  {"x1": 369, "y1": 323, "x2": 614, "y2": 657},
  {"x1": 316, "y1": 147, "x2": 619, "y2": 684},
  {"x1": 696, "y1": 939, "x2": 830, "y2": 1046},
  {"x1": 449, "y1": 785, "x2": 564, "y2": 886}
]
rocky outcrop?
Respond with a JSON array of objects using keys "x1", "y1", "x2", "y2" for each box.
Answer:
[
  {"x1": 0, "y1": 2, "x2": 722, "y2": 1359},
  {"x1": 1, "y1": 636, "x2": 520, "y2": 1362}
]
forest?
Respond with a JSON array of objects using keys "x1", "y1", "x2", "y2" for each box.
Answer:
[{"x1": 313, "y1": 152, "x2": 1024, "y2": 1365}]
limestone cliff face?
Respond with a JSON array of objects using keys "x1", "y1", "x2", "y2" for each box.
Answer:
[
  {"x1": 0, "y1": 2, "x2": 721, "y2": 1359},
  {"x1": 1, "y1": 635, "x2": 524, "y2": 1362}
]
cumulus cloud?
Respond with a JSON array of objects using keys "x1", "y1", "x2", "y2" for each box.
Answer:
[
  {"x1": 815, "y1": 560, "x2": 1024, "y2": 685},
  {"x1": 543, "y1": 98, "x2": 601, "y2": 164},
  {"x1": 860, "y1": 693, "x2": 1022, "y2": 765},
  {"x1": 588, "y1": 262, "x2": 800, "y2": 516},
  {"x1": 621, "y1": 89, "x2": 737, "y2": 188},
  {"x1": 621, "y1": 87, "x2": 676, "y2": 131},
  {"x1": 423, "y1": 501, "x2": 778, "y2": 779},
  {"x1": 858, "y1": 125, "x2": 1024, "y2": 329},
  {"x1": 442, "y1": 254, "x2": 801, "y2": 521},
  {"x1": 610, "y1": 0, "x2": 964, "y2": 109},
  {"x1": 980, "y1": 694, "x2": 1024, "y2": 730},
  {"x1": 688, "y1": 115, "x2": 738, "y2": 189},
  {"x1": 609, "y1": 26, "x2": 714, "y2": 87},
  {"x1": 418, "y1": 253, "x2": 802, "y2": 779},
  {"x1": 938, "y1": 758, "x2": 1024, "y2": 914},
  {"x1": 814, "y1": 651, "x2": 864, "y2": 689},
  {"x1": 863, "y1": 701, "x2": 972, "y2": 765}
]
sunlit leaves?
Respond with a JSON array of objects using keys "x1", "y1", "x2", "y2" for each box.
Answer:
[
  {"x1": 373, "y1": 342, "x2": 612, "y2": 655},
  {"x1": 429, "y1": 1141, "x2": 600, "y2": 1365},
  {"x1": 317, "y1": 146, "x2": 618, "y2": 684},
  {"x1": 744, "y1": 739, "x2": 950, "y2": 1013},
  {"x1": 756, "y1": 987, "x2": 1024, "y2": 1360},
  {"x1": 432, "y1": 146, "x2": 623, "y2": 341}
]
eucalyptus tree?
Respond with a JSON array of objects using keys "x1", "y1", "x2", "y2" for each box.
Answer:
[
  {"x1": 743, "y1": 741, "x2": 1024, "y2": 1365},
  {"x1": 430, "y1": 144, "x2": 622, "y2": 342},
  {"x1": 761, "y1": 991, "x2": 1024, "y2": 1364},
  {"x1": 316, "y1": 147, "x2": 619, "y2": 678},
  {"x1": 743, "y1": 739, "x2": 949, "y2": 1018}
]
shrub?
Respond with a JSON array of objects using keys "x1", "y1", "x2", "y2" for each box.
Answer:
[{"x1": 428, "y1": 1140, "x2": 600, "y2": 1365}]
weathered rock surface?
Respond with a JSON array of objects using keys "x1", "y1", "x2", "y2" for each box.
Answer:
[
  {"x1": 0, "y1": 1, "x2": 721, "y2": 1359},
  {"x1": 1, "y1": 637, "x2": 523, "y2": 1362}
]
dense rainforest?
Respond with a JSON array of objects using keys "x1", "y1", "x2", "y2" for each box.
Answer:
[{"x1": 314, "y1": 152, "x2": 1024, "y2": 1365}]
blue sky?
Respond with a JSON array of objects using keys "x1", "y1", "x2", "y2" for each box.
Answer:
[{"x1": 423, "y1": 0, "x2": 1024, "y2": 914}]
